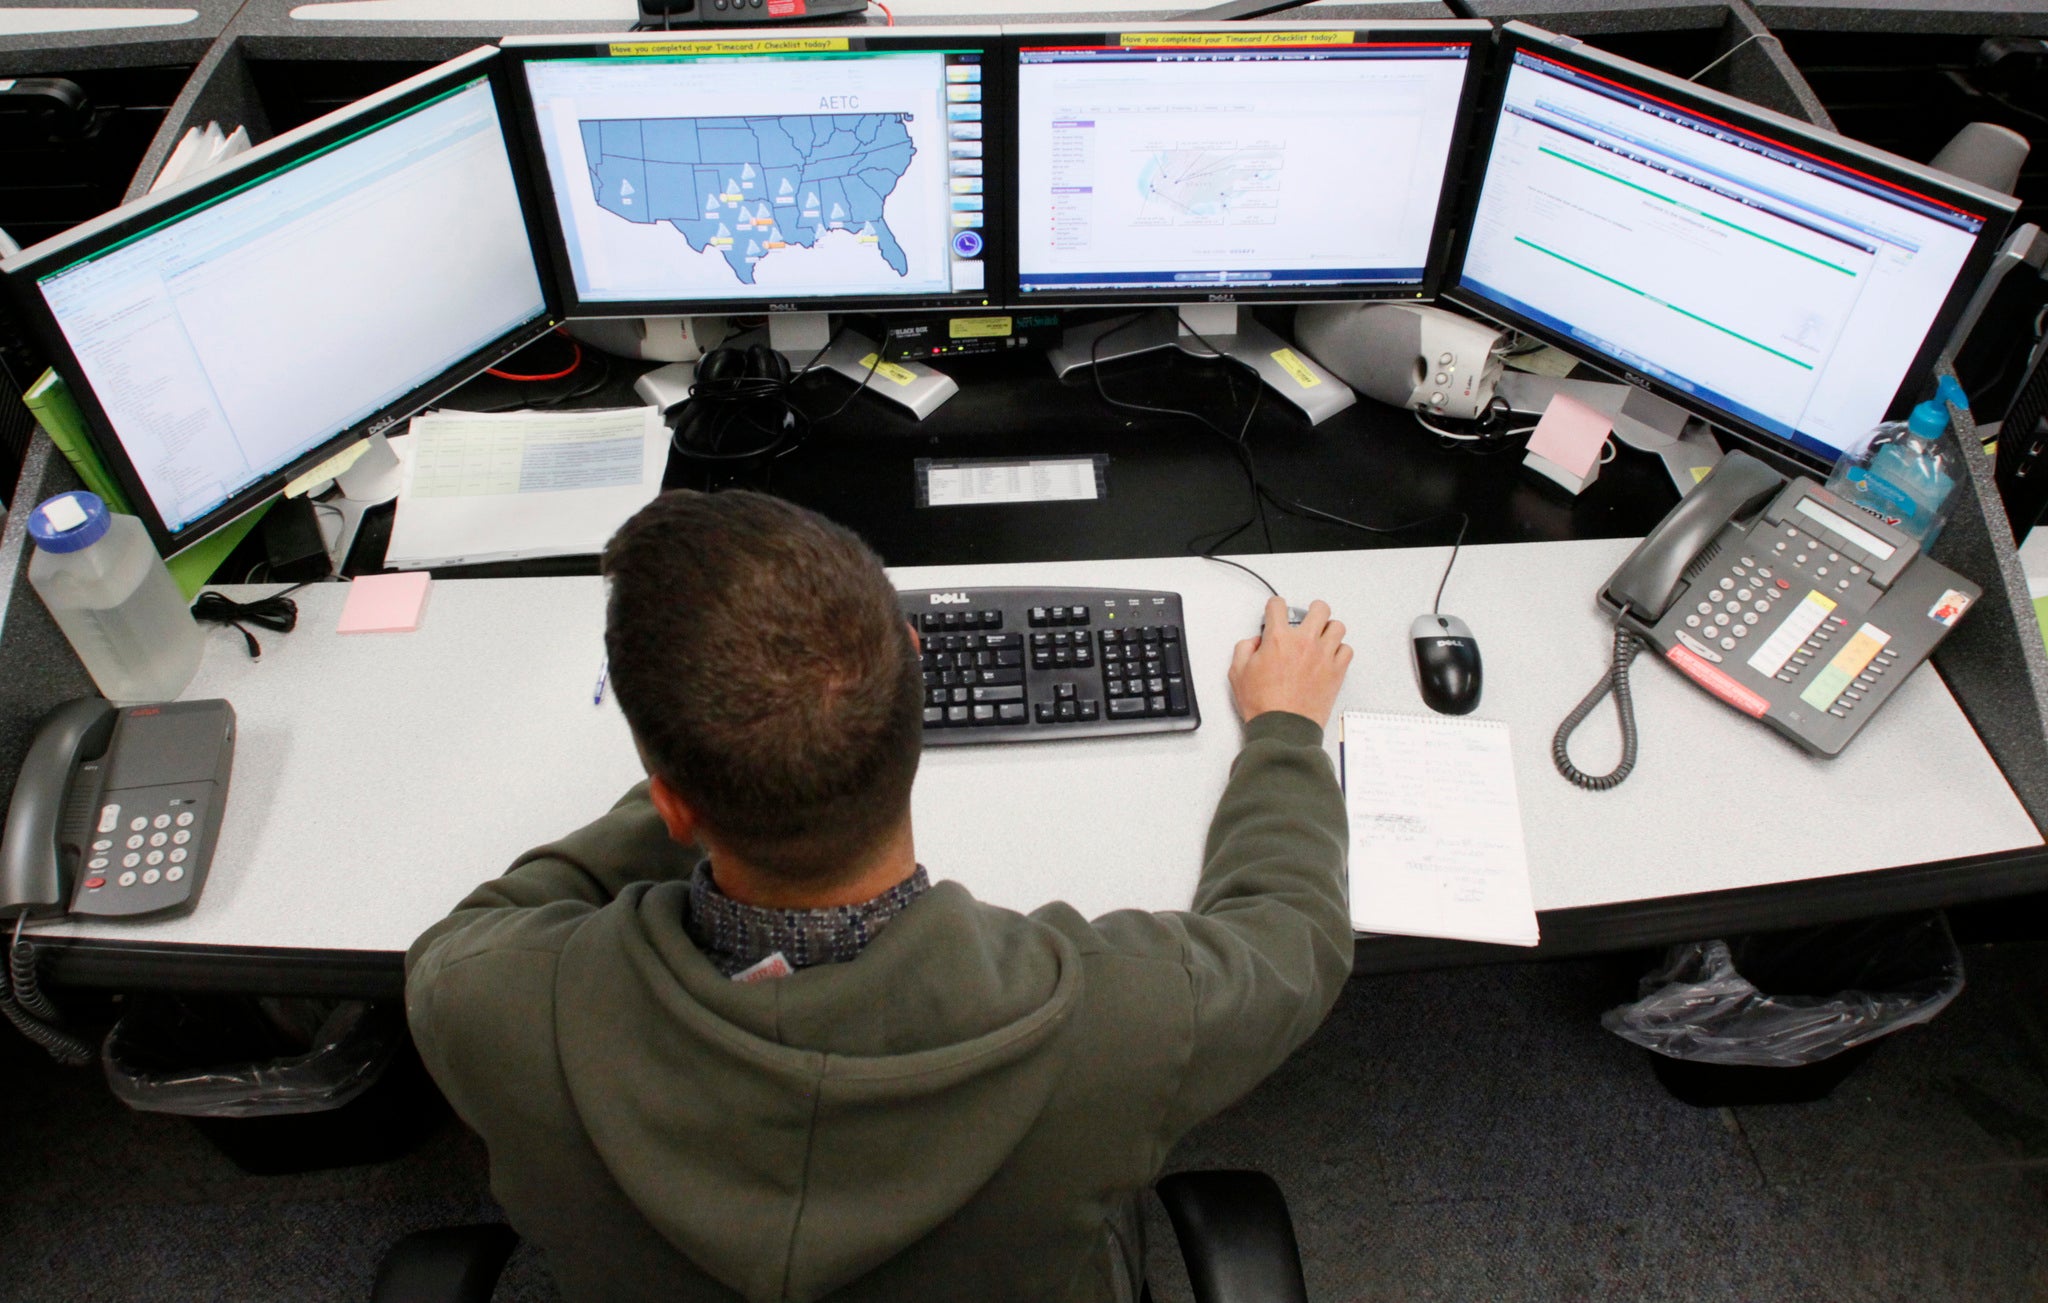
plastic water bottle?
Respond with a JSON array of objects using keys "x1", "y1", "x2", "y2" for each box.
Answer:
[
  {"x1": 1824, "y1": 375, "x2": 1968, "y2": 551},
  {"x1": 26, "y1": 491, "x2": 203, "y2": 703}
]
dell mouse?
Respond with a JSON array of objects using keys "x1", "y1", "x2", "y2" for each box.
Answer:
[{"x1": 1410, "y1": 614, "x2": 1483, "y2": 715}]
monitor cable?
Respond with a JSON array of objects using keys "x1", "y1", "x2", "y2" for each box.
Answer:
[
  {"x1": 1, "y1": 914, "x2": 94, "y2": 1066},
  {"x1": 1552, "y1": 611, "x2": 1645, "y2": 791}
]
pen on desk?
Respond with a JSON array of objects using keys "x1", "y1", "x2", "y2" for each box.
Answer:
[{"x1": 594, "y1": 658, "x2": 609, "y2": 707}]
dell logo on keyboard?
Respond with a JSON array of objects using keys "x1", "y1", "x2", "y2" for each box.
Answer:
[{"x1": 929, "y1": 592, "x2": 972, "y2": 605}]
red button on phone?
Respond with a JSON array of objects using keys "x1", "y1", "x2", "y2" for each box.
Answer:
[
  {"x1": 83, "y1": 877, "x2": 105, "y2": 890},
  {"x1": 1775, "y1": 580, "x2": 1790, "y2": 590}
]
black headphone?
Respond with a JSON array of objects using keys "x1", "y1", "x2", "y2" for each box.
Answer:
[{"x1": 669, "y1": 343, "x2": 806, "y2": 461}]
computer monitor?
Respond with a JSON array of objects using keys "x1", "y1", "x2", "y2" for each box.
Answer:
[
  {"x1": 1448, "y1": 24, "x2": 2020, "y2": 471},
  {"x1": 2, "y1": 48, "x2": 556, "y2": 557},
  {"x1": 1010, "y1": 22, "x2": 1492, "y2": 307},
  {"x1": 499, "y1": 29, "x2": 1005, "y2": 320}
]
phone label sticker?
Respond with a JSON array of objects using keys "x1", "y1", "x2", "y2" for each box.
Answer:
[
  {"x1": 1746, "y1": 590, "x2": 1836, "y2": 679},
  {"x1": 1667, "y1": 644, "x2": 1769, "y2": 717},
  {"x1": 1929, "y1": 590, "x2": 1973, "y2": 626},
  {"x1": 1798, "y1": 623, "x2": 1889, "y2": 711}
]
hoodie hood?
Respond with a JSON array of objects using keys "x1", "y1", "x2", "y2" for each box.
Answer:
[{"x1": 553, "y1": 878, "x2": 1081, "y2": 1302}]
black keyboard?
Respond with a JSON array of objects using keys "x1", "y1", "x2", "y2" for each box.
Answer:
[{"x1": 901, "y1": 587, "x2": 1201, "y2": 745}]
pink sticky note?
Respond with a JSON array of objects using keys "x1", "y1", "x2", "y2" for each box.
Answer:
[
  {"x1": 1525, "y1": 393, "x2": 1614, "y2": 478},
  {"x1": 337, "y1": 572, "x2": 432, "y2": 634}
]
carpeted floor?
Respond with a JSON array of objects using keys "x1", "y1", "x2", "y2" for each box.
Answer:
[{"x1": 2, "y1": 938, "x2": 2043, "y2": 1302}]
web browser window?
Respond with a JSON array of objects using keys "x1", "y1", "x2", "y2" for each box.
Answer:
[
  {"x1": 36, "y1": 78, "x2": 545, "y2": 534},
  {"x1": 1016, "y1": 35, "x2": 1472, "y2": 297},
  {"x1": 1459, "y1": 51, "x2": 1989, "y2": 461}
]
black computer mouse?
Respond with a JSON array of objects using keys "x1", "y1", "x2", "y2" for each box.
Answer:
[{"x1": 1410, "y1": 614, "x2": 1483, "y2": 715}]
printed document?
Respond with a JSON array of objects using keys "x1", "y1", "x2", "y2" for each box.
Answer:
[
  {"x1": 1341, "y1": 711, "x2": 1540, "y2": 947},
  {"x1": 384, "y1": 406, "x2": 666, "y2": 569}
]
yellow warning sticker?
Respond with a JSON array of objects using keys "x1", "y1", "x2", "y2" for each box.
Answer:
[
  {"x1": 1690, "y1": 465, "x2": 1712, "y2": 483},
  {"x1": 861, "y1": 354, "x2": 918, "y2": 386},
  {"x1": 1119, "y1": 30, "x2": 1352, "y2": 46},
  {"x1": 949, "y1": 316, "x2": 1012, "y2": 339},
  {"x1": 1271, "y1": 348, "x2": 1321, "y2": 389},
  {"x1": 609, "y1": 37, "x2": 849, "y2": 56}
]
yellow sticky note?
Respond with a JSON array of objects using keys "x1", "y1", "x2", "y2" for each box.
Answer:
[
  {"x1": 284, "y1": 439, "x2": 372, "y2": 498},
  {"x1": 1691, "y1": 465, "x2": 1712, "y2": 484},
  {"x1": 860, "y1": 354, "x2": 918, "y2": 387},
  {"x1": 1270, "y1": 348, "x2": 1321, "y2": 389}
]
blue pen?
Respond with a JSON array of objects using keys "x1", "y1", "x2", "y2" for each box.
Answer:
[{"x1": 593, "y1": 658, "x2": 609, "y2": 706}]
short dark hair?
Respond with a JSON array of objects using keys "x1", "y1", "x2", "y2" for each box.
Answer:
[{"x1": 601, "y1": 491, "x2": 922, "y2": 884}]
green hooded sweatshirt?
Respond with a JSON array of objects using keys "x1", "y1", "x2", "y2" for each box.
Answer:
[{"x1": 405, "y1": 710, "x2": 1351, "y2": 1303}]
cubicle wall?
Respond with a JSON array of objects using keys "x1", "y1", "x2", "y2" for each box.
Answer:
[{"x1": 5, "y1": 0, "x2": 2048, "y2": 856}]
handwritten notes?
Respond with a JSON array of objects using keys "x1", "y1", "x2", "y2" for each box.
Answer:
[{"x1": 1341, "y1": 711, "x2": 1539, "y2": 947}]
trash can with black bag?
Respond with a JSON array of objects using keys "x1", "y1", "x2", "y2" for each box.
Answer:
[
  {"x1": 1603, "y1": 912, "x2": 1965, "y2": 1107},
  {"x1": 102, "y1": 994, "x2": 446, "y2": 1174}
]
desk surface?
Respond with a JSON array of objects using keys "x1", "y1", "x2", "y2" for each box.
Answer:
[{"x1": 36, "y1": 541, "x2": 2042, "y2": 988}]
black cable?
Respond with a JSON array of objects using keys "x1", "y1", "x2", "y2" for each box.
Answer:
[
  {"x1": 1, "y1": 915, "x2": 93, "y2": 1066},
  {"x1": 192, "y1": 583, "x2": 308, "y2": 660},
  {"x1": 1432, "y1": 512, "x2": 1470, "y2": 616},
  {"x1": 1553, "y1": 616, "x2": 1645, "y2": 791}
]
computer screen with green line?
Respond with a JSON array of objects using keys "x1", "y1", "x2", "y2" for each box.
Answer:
[{"x1": 1450, "y1": 24, "x2": 2016, "y2": 468}]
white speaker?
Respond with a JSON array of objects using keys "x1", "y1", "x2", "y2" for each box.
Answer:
[{"x1": 1294, "y1": 303, "x2": 1506, "y2": 419}]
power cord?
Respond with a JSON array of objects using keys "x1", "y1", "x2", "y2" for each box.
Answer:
[
  {"x1": 192, "y1": 583, "x2": 309, "y2": 660},
  {"x1": 1552, "y1": 614, "x2": 1646, "y2": 790}
]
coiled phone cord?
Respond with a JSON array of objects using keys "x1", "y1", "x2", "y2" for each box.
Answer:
[
  {"x1": 1553, "y1": 617, "x2": 1646, "y2": 791},
  {"x1": 0, "y1": 915, "x2": 93, "y2": 1066}
]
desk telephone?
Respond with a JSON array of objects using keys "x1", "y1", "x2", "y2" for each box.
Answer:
[
  {"x1": 1555, "y1": 451, "x2": 1980, "y2": 787},
  {"x1": 0, "y1": 698, "x2": 235, "y2": 919}
]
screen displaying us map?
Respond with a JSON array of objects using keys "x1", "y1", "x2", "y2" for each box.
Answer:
[
  {"x1": 522, "y1": 48, "x2": 984, "y2": 306},
  {"x1": 579, "y1": 114, "x2": 916, "y2": 285}
]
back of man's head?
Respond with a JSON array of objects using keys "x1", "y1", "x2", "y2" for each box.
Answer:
[{"x1": 602, "y1": 490, "x2": 922, "y2": 885}]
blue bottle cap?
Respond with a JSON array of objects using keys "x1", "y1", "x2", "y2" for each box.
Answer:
[
  {"x1": 1907, "y1": 399, "x2": 1950, "y2": 439},
  {"x1": 27, "y1": 490, "x2": 112, "y2": 553}
]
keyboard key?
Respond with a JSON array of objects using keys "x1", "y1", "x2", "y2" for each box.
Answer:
[
  {"x1": 1161, "y1": 625, "x2": 1180, "y2": 642},
  {"x1": 983, "y1": 633, "x2": 1017, "y2": 649},
  {"x1": 1069, "y1": 606, "x2": 1090, "y2": 625},
  {"x1": 1147, "y1": 694, "x2": 1168, "y2": 715},
  {"x1": 1108, "y1": 697, "x2": 1147, "y2": 718},
  {"x1": 1167, "y1": 677, "x2": 1189, "y2": 715},
  {"x1": 980, "y1": 611, "x2": 1002, "y2": 629},
  {"x1": 921, "y1": 613, "x2": 943, "y2": 632},
  {"x1": 1078, "y1": 700, "x2": 1100, "y2": 720},
  {"x1": 1140, "y1": 627, "x2": 1160, "y2": 644},
  {"x1": 1030, "y1": 607, "x2": 1050, "y2": 626},
  {"x1": 1036, "y1": 702, "x2": 1055, "y2": 722},
  {"x1": 946, "y1": 706, "x2": 970, "y2": 725},
  {"x1": 1163, "y1": 645, "x2": 1184, "y2": 675},
  {"x1": 1054, "y1": 682, "x2": 1077, "y2": 701},
  {"x1": 980, "y1": 668, "x2": 1024, "y2": 686},
  {"x1": 924, "y1": 707, "x2": 946, "y2": 726},
  {"x1": 1057, "y1": 700, "x2": 1078, "y2": 722},
  {"x1": 973, "y1": 685, "x2": 1024, "y2": 703},
  {"x1": 1049, "y1": 606, "x2": 1067, "y2": 624},
  {"x1": 998, "y1": 702, "x2": 1027, "y2": 724}
]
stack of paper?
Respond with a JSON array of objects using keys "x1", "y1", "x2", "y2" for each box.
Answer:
[
  {"x1": 151, "y1": 122, "x2": 251, "y2": 192},
  {"x1": 1341, "y1": 711, "x2": 1540, "y2": 947},
  {"x1": 384, "y1": 407, "x2": 668, "y2": 569}
]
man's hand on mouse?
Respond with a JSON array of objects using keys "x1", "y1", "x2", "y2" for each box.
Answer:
[{"x1": 1229, "y1": 597, "x2": 1354, "y2": 729}]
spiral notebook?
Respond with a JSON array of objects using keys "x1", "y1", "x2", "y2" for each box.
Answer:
[{"x1": 1339, "y1": 711, "x2": 1540, "y2": 947}]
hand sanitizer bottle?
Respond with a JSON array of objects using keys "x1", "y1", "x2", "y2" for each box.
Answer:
[
  {"x1": 1824, "y1": 375, "x2": 1968, "y2": 550},
  {"x1": 27, "y1": 491, "x2": 204, "y2": 703}
]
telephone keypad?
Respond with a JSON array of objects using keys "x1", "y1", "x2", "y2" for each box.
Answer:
[
  {"x1": 117, "y1": 871, "x2": 136, "y2": 887},
  {"x1": 175, "y1": 812, "x2": 194, "y2": 827},
  {"x1": 125, "y1": 835, "x2": 143, "y2": 850},
  {"x1": 165, "y1": 866, "x2": 184, "y2": 882},
  {"x1": 91, "y1": 839, "x2": 110, "y2": 852},
  {"x1": 129, "y1": 817, "x2": 146, "y2": 832},
  {"x1": 96, "y1": 805, "x2": 120, "y2": 833},
  {"x1": 121, "y1": 853, "x2": 140, "y2": 868}
]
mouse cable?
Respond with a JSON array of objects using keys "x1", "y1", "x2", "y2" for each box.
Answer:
[
  {"x1": 1552, "y1": 613, "x2": 1644, "y2": 791},
  {"x1": 1086, "y1": 313, "x2": 1274, "y2": 553}
]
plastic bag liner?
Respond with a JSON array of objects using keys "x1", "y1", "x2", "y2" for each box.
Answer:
[
  {"x1": 102, "y1": 994, "x2": 400, "y2": 1119},
  {"x1": 1601, "y1": 913, "x2": 1964, "y2": 1069}
]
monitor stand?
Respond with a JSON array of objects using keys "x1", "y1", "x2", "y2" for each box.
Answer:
[
  {"x1": 769, "y1": 313, "x2": 959, "y2": 421},
  {"x1": 313, "y1": 433, "x2": 404, "y2": 572},
  {"x1": 1494, "y1": 370, "x2": 1721, "y2": 494},
  {"x1": 1048, "y1": 304, "x2": 1356, "y2": 426}
]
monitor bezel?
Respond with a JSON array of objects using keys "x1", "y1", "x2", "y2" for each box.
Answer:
[
  {"x1": 1003, "y1": 19, "x2": 1496, "y2": 311},
  {"x1": 0, "y1": 46, "x2": 562, "y2": 558},
  {"x1": 497, "y1": 27, "x2": 1011, "y2": 321},
  {"x1": 1443, "y1": 22, "x2": 2020, "y2": 474}
]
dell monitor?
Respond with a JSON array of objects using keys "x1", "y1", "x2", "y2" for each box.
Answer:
[
  {"x1": 1009, "y1": 21, "x2": 1492, "y2": 422},
  {"x1": 2, "y1": 48, "x2": 556, "y2": 559},
  {"x1": 1448, "y1": 24, "x2": 2019, "y2": 471}
]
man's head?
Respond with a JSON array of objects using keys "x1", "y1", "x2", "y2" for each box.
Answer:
[{"x1": 601, "y1": 490, "x2": 922, "y2": 886}]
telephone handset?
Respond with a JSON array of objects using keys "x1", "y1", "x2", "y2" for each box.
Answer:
[
  {"x1": 1556, "y1": 451, "x2": 1981, "y2": 786},
  {"x1": 1, "y1": 697, "x2": 235, "y2": 919}
]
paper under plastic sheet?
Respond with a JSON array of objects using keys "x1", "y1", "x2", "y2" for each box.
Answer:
[{"x1": 384, "y1": 406, "x2": 666, "y2": 569}]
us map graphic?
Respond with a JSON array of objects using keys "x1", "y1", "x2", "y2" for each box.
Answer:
[{"x1": 579, "y1": 113, "x2": 917, "y2": 285}]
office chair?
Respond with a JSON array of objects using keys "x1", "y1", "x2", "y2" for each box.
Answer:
[{"x1": 370, "y1": 1169, "x2": 1309, "y2": 1303}]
